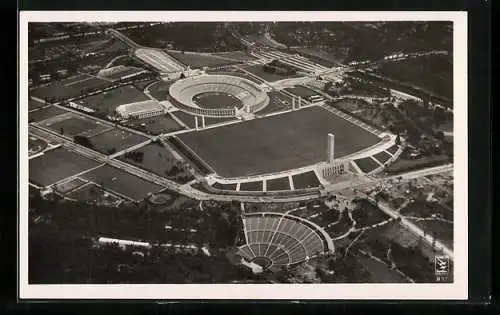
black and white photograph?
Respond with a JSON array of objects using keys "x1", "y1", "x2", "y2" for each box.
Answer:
[{"x1": 19, "y1": 11, "x2": 468, "y2": 300}]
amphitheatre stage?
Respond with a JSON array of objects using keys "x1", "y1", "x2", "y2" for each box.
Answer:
[{"x1": 177, "y1": 106, "x2": 383, "y2": 178}]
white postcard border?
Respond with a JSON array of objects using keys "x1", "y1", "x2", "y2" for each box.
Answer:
[{"x1": 19, "y1": 11, "x2": 468, "y2": 300}]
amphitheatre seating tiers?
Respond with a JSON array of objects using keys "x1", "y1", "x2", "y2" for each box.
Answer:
[{"x1": 237, "y1": 213, "x2": 326, "y2": 269}]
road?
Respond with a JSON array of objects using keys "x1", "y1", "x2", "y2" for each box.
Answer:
[
  {"x1": 106, "y1": 29, "x2": 141, "y2": 49},
  {"x1": 365, "y1": 194, "x2": 454, "y2": 259}
]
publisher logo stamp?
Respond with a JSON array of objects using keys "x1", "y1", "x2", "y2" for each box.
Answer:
[{"x1": 435, "y1": 255, "x2": 450, "y2": 282}]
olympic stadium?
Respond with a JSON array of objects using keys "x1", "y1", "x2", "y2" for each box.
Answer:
[{"x1": 169, "y1": 74, "x2": 269, "y2": 117}]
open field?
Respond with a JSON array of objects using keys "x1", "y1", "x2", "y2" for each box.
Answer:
[
  {"x1": 178, "y1": 106, "x2": 381, "y2": 177},
  {"x1": 211, "y1": 51, "x2": 257, "y2": 62},
  {"x1": 117, "y1": 142, "x2": 193, "y2": 183},
  {"x1": 213, "y1": 182, "x2": 237, "y2": 191},
  {"x1": 240, "y1": 64, "x2": 299, "y2": 82},
  {"x1": 409, "y1": 219, "x2": 453, "y2": 250},
  {"x1": 125, "y1": 114, "x2": 184, "y2": 135},
  {"x1": 206, "y1": 70, "x2": 264, "y2": 84},
  {"x1": 29, "y1": 99, "x2": 46, "y2": 111},
  {"x1": 30, "y1": 74, "x2": 112, "y2": 101},
  {"x1": 355, "y1": 252, "x2": 408, "y2": 283},
  {"x1": 376, "y1": 55, "x2": 453, "y2": 101},
  {"x1": 28, "y1": 136, "x2": 48, "y2": 155},
  {"x1": 80, "y1": 164, "x2": 163, "y2": 200},
  {"x1": 373, "y1": 150, "x2": 392, "y2": 164},
  {"x1": 257, "y1": 91, "x2": 292, "y2": 115},
  {"x1": 266, "y1": 177, "x2": 290, "y2": 191},
  {"x1": 88, "y1": 128, "x2": 148, "y2": 154},
  {"x1": 292, "y1": 171, "x2": 321, "y2": 189},
  {"x1": 240, "y1": 180, "x2": 263, "y2": 192},
  {"x1": 167, "y1": 51, "x2": 240, "y2": 68},
  {"x1": 29, "y1": 147, "x2": 101, "y2": 187},
  {"x1": 29, "y1": 106, "x2": 68, "y2": 123},
  {"x1": 53, "y1": 177, "x2": 87, "y2": 194},
  {"x1": 148, "y1": 81, "x2": 171, "y2": 100},
  {"x1": 354, "y1": 157, "x2": 380, "y2": 173},
  {"x1": 76, "y1": 85, "x2": 149, "y2": 114},
  {"x1": 66, "y1": 182, "x2": 123, "y2": 204},
  {"x1": 41, "y1": 114, "x2": 112, "y2": 138}
]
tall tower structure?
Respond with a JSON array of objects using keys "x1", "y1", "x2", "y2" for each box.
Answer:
[{"x1": 327, "y1": 133, "x2": 335, "y2": 164}]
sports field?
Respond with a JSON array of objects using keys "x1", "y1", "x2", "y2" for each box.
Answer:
[
  {"x1": 126, "y1": 114, "x2": 184, "y2": 135},
  {"x1": 256, "y1": 91, "x2": 292, "y2": 115},
  {"x1": 178, "y1": 106, "x2": 381, "y2": 177},
  {"x1": 80, "y1": 164, "x2": 164, "y2": 200},
  {"x1": 41, "y1": 114, "x2": 112, "y2": 138},
  {"x1": 29, "y1": 99, "x2": 45, "y2": 111},
  {"x1": 28, "y1": 106, "x2": 68, "y2": 122},
  {"x1": 193, "y1": 92, "x2": 242, "y2": 109},
  {"x1": 284, "y1": 85, "x2": 320, "y2": 99},
  {"x1": 240, "y1": 64, "x2": 299, "y2": 82},
  {"x1": 167, "y1": 51, "x2": 240, "y2": 68},
  {"x1": 88, "y1": 128, "x2": 148, "y2": 154},
  {"x1": 77, "y1": 85, "x2": 150, "y2": 114},
  {"x1": 29, "y1": 147, "x2": 101, "y2": 187},
  {"x1": 30, "y1": 74, "x2": 112, "y2": 100}
]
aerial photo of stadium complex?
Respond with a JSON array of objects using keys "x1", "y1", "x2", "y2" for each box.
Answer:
[{"x1": 27, "y1": 21, "x2": 455, "y2": 284}]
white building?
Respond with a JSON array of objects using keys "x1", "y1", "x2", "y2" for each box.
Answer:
[
  {"x1": 116, "y1": 100, "x2": 167, "y2": 119},
  {"x1": 97, "y1": 237, "x2": 152, "y2": 249}
]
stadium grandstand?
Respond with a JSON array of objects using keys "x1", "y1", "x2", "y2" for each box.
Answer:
[
  {"x1": 115, "y1": 100, "x2": 167, "y2": 119},
  {"x1": 236, "y1": 212, "x2": 333, "y2": 272},
  {"x1": 134, "y1": 48, "x2": 185, "y2": 74},
  {"x1": 97, "y1": 65, "x2": 148, "y2": 82},
  {"x1": 169, "y1": 74, "x2": 269, "y2": 117}
]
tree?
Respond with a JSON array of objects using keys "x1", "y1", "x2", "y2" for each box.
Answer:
[{"x1": 395, "y1": 134, "x2": 401, "y2": 146}]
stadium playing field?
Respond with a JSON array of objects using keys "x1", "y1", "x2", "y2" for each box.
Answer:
[
  {"x1": 193, "y1": 92, "x2": 243, "y2": 109},
  {"x1": 178, "y1": 106, "x2": 381, "y2": 177}
]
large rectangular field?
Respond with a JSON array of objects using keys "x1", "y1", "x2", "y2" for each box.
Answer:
[
  {"x1": 80, "y1": 164, "x2": 164, "y2": 200},
  {"x1": 240, "y1": 64, "x2": 299, "y2": 82},
  {"x1": 30, "y1": 74, "x2": 112, "y2": 100},
  {"x1": 29, "y1": 147, "x2": 101, "y2": 187},
  {"x1": 177, "y1": 106, "x2": 381, "y2": 177},
  {"x1": 28, "y1": 106, "x2": 68, "y2": 123},
  {"x1": 39, "y1": 113, "x2": 112, "y2": 138},
  {"x1": 76, "y1": 85, "x2": 149, "y2": 114},
  {"x1": 88, "y1": 128, "x2": 149, "y2": 154}
]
